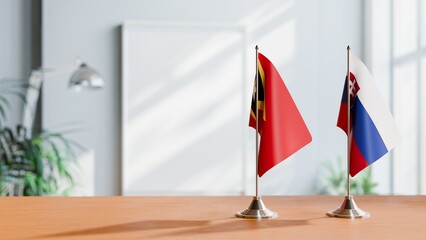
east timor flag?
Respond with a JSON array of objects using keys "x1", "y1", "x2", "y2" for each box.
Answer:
[{"x1": 249, "y1": 53, "x2": 312, "y2": 177}]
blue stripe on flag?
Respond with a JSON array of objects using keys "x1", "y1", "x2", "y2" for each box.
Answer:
[
  {"x1": 352, "y1": 97, "x2": 388, "y2": 165},
  {"x1": 340, "y1": 78, "x2": 348, "y2": 103}
]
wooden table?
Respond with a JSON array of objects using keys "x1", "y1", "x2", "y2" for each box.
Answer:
[{"x1": 1, "y1": 196, "x2": 425, "y2": 239}]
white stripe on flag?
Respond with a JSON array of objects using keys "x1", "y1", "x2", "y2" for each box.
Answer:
[{"x1": 349, "y1": 53, "x2": 401, "y2": 150}]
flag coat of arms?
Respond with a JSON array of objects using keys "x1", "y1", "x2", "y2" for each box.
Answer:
[
  {"x1": 337, "y1": 53, "x2": 401, "y2": 176},
  {"x1": 249, "y1": 53, "x2": 312, "y2": 177}
]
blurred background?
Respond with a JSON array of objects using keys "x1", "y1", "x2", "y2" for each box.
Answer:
[{"x1": 0, "y1": 0, "x2": 424, "y2": 196}]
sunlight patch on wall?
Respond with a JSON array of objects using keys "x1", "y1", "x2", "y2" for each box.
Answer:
[{"x1": 393, "y1": 61, "x2": 418, "y2": 194}]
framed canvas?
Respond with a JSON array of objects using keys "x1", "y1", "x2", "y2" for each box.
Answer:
[{"x1": 121, "y1": 21, "x2": 249, "y2": 195}]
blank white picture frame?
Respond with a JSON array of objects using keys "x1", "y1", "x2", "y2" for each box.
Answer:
[{"x1": 121, "y1": 21, "x2": 248, "y2": 195}]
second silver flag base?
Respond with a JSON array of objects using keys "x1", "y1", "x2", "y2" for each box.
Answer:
[
  {"x1": 327, "y1": 195, "x2": 370, "y2": 219},
  {"x1": 236, "y1": 196, "x2": 278, "y2": 219}
]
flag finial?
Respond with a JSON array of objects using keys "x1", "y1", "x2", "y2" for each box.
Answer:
[
  {"x1": 347, "y1": 45, "x2": 351, "y2": 51},
  {"x1": 255, "y1": 45, "x2": 259, "y2": 50}
]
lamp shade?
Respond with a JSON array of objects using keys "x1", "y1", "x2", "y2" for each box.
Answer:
[{"x1": 69, "y1": 63, "x2": 104, "y2": 90}]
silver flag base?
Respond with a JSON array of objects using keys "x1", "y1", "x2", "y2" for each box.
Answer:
[
  {"x1": 236, "y1": 196, "x2": 278, "y2": 219},
  {"x1": 327, "y1": 195, "x2": 370, "y2": 219}
]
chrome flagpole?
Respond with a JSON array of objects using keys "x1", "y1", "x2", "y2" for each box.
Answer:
[
  {"x1": 327, "y1": 46, "x2": 369, "y2": 219},
  {"x1": 236, "y1": 45, "x2": 277, "y2": 219},
  {"x1": 255, "y1": 45, "x2": 260, "y2": 199}
]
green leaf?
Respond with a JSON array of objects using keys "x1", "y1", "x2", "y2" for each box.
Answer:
[
  {"x1": 5, "y1": 91, "x2": 27, "y2": 104},
  {"x1": 0, "y1": 123, "x2": 80, "y2": 196},
  {"x1": 0, "y1": 96, "x2": 11, "y2": 109},
  {"x1": 60, "y1": 186, "x2": 74, "y2": 196},
  {"x1": 24, "y1": 173, "x2": 37, "y2": 194},
  {"x1": 318, "y1": 156, "x2": 378, "y2": 195}
]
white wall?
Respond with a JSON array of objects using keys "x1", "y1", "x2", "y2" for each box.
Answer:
[
  {"x1": 365, "y1": 0, "x2": 426, "y2": 195},
  {"x1": 0, "y1": 0, "x2": 31, "y2": 127},
  {"x1": 42, "y1": 0, "x2": 363, "y2": 195},
  {"x1": 314, "y1": 0, "x2": 364, "y2": 191},
  {"x1": 364, "y1": 0, "x2": 393, "y2": 194}
]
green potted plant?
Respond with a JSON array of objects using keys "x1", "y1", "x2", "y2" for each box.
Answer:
[
  {"x1": 0, "y1": 79, "x2": 80, "y2": 196},
  {"x1": 318, "y1": 156, "x2": 378, "y2": 195}
]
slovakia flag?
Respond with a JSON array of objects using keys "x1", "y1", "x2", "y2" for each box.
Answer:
[{"x1": 337, "y1": 53, "x2": 401, "y2": 177}]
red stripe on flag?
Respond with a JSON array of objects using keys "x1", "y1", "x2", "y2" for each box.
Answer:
[
  {"x1": 337, "y1": 103, "x2": 348, "y2": 134},
  {"x1": 350, "y1": 138, "x2": 369, "y2": 177}
]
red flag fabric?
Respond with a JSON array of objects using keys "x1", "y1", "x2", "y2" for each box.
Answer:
[{"x1": 249, "y1": 53, "x2": 312, "y2": 177}]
